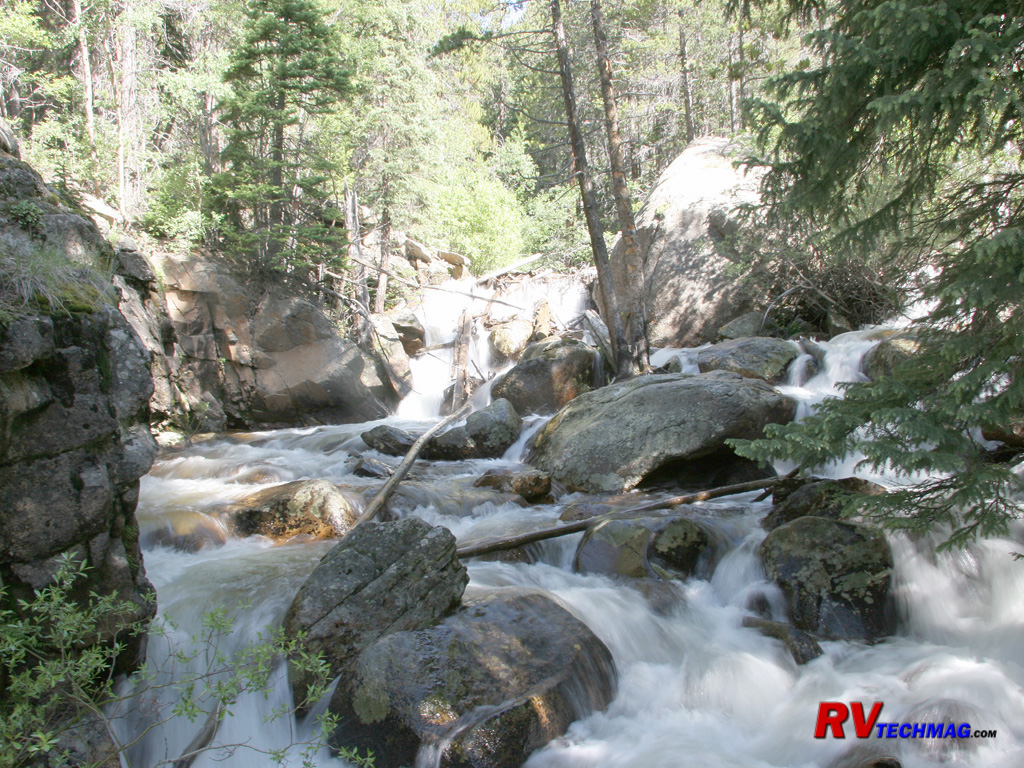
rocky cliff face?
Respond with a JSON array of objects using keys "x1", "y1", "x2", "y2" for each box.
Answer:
[
  {"x1": 0, "y1": 309, "x2": 158, "y2": 658},
  {"x1": 0, "y1": 140, "x2": 158, "y2": 670},
  {"x1": 115, "y1": 251, "x2": 397, "y2": 431}
]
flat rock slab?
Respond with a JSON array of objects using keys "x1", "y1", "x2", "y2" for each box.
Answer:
[{"x1": 527, "y1": 372, "x2": 796, "y2": 493}]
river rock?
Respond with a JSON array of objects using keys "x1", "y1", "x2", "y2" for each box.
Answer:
[
  {"x1": 862, "y1": 335, "x2": 920, "y2": 380},
  {"x1": 762, "y1": 477, "x2": 886, "y2": 531},
  {"x1": 473, "y1": 468, "x2": 551, "y2": 502},
  {"x1": 327, "y1": 589, "x2": 616, "y2": 768},
  {"x1": 718, "y1": 311, "x2": 777, "y2": 340},
  {"x1": 489, "y1": 319, "x2": 534, "y2": 360},
  {"x1": 827, "y1": 746, "x2": 902, "y2": 768},
  {"x1": 741, "y1": 617, "x2": 823, "y2": 665},
  {"x1": 982, "y1": 416, "x2": 1024, "y2": 449},
  {"x1": 491, "y1": 337, "x2": 597, "y2": 415},
  {"x1": 283, "y1": 517, "x2": 467, "y2": 707},
  {"x1": 527, "y1": 372, "x2": 797, "y2": 493},
  {"x1": 223, "y1": 479, "x2": 359, "y2": 540},
  {"x1": 465, "y1": 398, "x2": 522, "y2": 457},
  {"x1": 903, "y1": 699, "x2": 981, "y2": 762},
  {"x1": 351, "y1": 455, "x2": 394, "y2": 478},
  {"x1": 390, "y1": 311, "x2": 426, "y2": 356},
  {"x1": 697, "y1": 337, "x2": 800, "y2": 383},
  {"x1": 574, "y1": 514, "x2": 715, "y2": 580},
  {"x1": 423, "y1": 425, "x2": 478, "y2": 461},
  {"x1": 139, "y1": 508, "x2": 228, "y2": 552},
  {"x1": 361, "y1": 424, "x2": 416, "y2": 455},
  {"x1": 760, "y1": 516, "x2": 895, "y2": 641}
]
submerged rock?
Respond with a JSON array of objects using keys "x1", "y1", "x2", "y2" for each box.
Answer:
[
  {"x1": 223, "y1": 479, "x2": 359, "y2": 540},
  {"x1": 527, "y1": 372, "x2": 796, "y2": 493},
  {"x1": 573, "y1": 513, "x2": 716, "y2": 580},
  {"x1": 327, "y1": 589, "x2": 616, "y2": 768},
  {"x1": 862, "y1": 335, "x2": 920, "y2": 380},
  {"x1": 762, "y1": 477, "x2": 886, "y2": 531},
  {"x1": 283, "y1": 517, "x2": 467, "y2": 707},
  {"x1": 697, "y1": 337, "x2": 800, "y2": 383},
  {"x1": 741, "y1": 617, "x2": 824, "y2": 665},
  {"x1": 760, "y1": 516, "x2": 895, "y2": 641},
  {"x1": 473, "y1": 468, "x2": 551, "y2": 502},
  {"x1": 491, "y1": 337, "x2": 597, "y2": 415}
]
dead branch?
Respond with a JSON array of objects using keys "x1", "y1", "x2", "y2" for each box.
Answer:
[
  {"x1": 455, "y1": 474, "x2": 791, "y2": 559},
  {"x1": 356, "y1": 404, "x2": 473, "y2": 525}
]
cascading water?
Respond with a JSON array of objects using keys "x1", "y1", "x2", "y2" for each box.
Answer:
[{"x1": 119, "y1": 302, "x2": 1024, "y2": 768}]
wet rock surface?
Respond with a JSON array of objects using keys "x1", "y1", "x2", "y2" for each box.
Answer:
[
  {"x1": 328, "y1": 588, "x2": 617, "y2": 768},
  {"x1": 697, "y1": 336, "x2": 800, "y2": 383},
  {"x1": 760, "y1": 516, "x2": 895, "y2": 641},
  {"x1": 491, "y1": 337, "x2": 598, "y2": 415},
  {"x1": 464, "y1": 398, "x2": 522, "y2": 457},
  {"x1": 762, "y1": 477, "x2": 886, "y2": 531},
  {"x1": 573, "y1": 513, "x2": 716, "y2": 580},
  {"x1": 527, "y1": 371, "x2": 796, "y2": 493},
  {"x1": 473, "y1": 468, "x2": 551, "y2": 502},
  {"x1": 283, "y1": 517, "x2": 467, "y2": 706},
  {"x1": 222, "y1": 479, "x2": 359, "y2": 540},
  {"x1": 741, "y1": 616, "x2": 824, "y2": 665}
]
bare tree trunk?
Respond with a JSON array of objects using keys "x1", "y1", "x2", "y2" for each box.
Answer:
[
  {"x1": 71, "y1": 0, "x2": 99, "y2": 190},
  {"x1": 374, "y1": 197, "x2": 391, "y2": 315},
  {"x1": 737, "y1": 24, "x2": 746, "y2": 130},
  {"x1": 344, "y1": 183, "x2": 371, "y2": 343},
  {"x1": 102, "y1": 30, "x2": 127, "y2": 220},
  {"x1": 550, "y1": 0, "x2": 633, "y2": 379},
  {"x1": 590, "y1": 0, "x2": 648, "y2": 371},
  {"x1": 678, "y1": 10, "x2": 695, "y2": 144}
]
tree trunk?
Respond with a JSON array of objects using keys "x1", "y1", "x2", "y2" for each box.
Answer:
[
  {"x1": 374, "y1": 196, "x2": 391, "y2": 315},
  {"x1": 737, "y1": 24, "x2": 746, "y2": 131},
  {"x1": 590, "y1": 0, "x2": 647, "y2": 371},
  {"x1": 344, "y1": 183, "x2": 371, "y2": 343},
  {"x1": 71, "y1": 0, "x2": 99, "y2": 190},
  {"x1": 102, "y1": 30, "x2": 127, "y2": 220},
  {"x1": 265, "y1": 91, "x2": 287, "y2": 271},
  {"x1": 678, "y1": 11, "x2": 695, "y2": 144},
  {"x1": 549, "y1": 0, "x2": 633, "y2": 379}
]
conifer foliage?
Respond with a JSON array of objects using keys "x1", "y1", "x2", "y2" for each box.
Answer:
[
  {"x1": 731, "y1": 1, "x2": 1024, "y2": 546},
  {"x1": 211, "y1": 0, "x2": 351, "y2": 276}
]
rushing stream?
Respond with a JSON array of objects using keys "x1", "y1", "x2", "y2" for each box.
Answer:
[{"x1": 114, "y1": 284, "x2": 1024, "y2": 768}]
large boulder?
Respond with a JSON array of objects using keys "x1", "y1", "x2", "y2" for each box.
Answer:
[
  {"x1": 527, "y1": 371, "x2": 796, "y2": 493},
  {"x1": 283, "y1": 517, "x2": 467, "y2": 706},
  {"x1": 697, "y1": 337, "x2": 800, "y2": 384},
  {"x1": 367, "y1": 313, "x2": 413, "y2": 399},
  {"x1": 222, "y1": 479, "x2": 359, "y2": 541},
  {"x1": 491, "y1": 337, "x2": 598, "y2": 415},
  {"x1": 573, "y1": 514, "x2": 716, "y2": 580},
  {"x1": 608, "y1": 138, "x2": 760, "y2": 348},
  {"x1": 760, "y1": 516, "x2": 895, "y2": 641},
  {"x1": 489, "y1": 319, "x2": 534, "y2": 360},
  {"x1": 327, "y1": 589, "x2": 617, "y2": 768},
  {"x1": 464, "y1": 398, "x2": 522, "y2": 457}
]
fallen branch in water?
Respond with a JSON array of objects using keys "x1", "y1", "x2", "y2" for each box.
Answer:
[
  {"x1": 357, "y1": 404, "x2": 473, "y2": 525},
  {"x1": 456, "y1": 472, "x2": 796, "y2": 559}
]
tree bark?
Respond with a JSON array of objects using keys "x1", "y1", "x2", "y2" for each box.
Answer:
[
  {"x1": 374, "y1": 198, "x2": 391, "y2": 315},
  {"x1": 590, "y1": 0, "x2": 647, "y2": 371},
  {"x1": 549, "y1": 0, "x2": 633, "y2": 379},
  {"x1": 678, "y1": 11, "x2": 695, "y2": 144},
  {"x1": 344, "y1": 183, "x2": 372, "y2": 343},
  {"x1": 71, "y1": 0, "x2": 99, "y2": 189}
]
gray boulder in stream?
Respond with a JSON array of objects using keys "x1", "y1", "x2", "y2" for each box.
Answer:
[
  {"x1": 327, "y1": 589, "x2": 617, "y2": 768},
  {"x1": 527, "y1": 372, "x2": 796, "y2": 493},
  {"x1": 760, "y1": 516, "x2": 895, "y2": 641},
  {"x1": 465, "y1": 398, "x2": 522, "y2": 457},
  {"x1": 697, "y1": 337, "x2": 800, "y2": 384},
  {"x1": 283, "y1": 517, "x2": 467, "y2": 707}
]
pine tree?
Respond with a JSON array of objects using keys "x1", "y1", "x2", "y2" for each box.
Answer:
[
  {"x1": 731, "y1": 0, "x2": 1024, "y2": 547},
  {"x1": 211, "y1": 0, "x2": 351, "y2": 276}
]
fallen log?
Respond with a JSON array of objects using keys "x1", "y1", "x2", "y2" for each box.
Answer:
[
  {"x1": 357, "y1": 404, "x2": 472, "y2": 525},
  {"x1": 455, "y1": 473, "x2": 794, "y2": 559}
]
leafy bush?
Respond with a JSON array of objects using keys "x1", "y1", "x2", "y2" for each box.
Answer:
[{"x1": 0, "y1": 555, "x2": 347, "y2": 768}]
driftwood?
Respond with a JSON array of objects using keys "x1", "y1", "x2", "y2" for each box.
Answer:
[
  {"x1": 455, "y1": 474, "x2": 792, "y2": 559},
  {"x1": 357, "y1": 404, "x2": 472, "y2": 525},
  {"x1": 343, "y1": 255, "x2": 525, "y2": 310},
  {"x1": 445, "y1": 310, "x2": 474, "y2": 414},
  {"x1": 170, "y1": 702, "x2": 224, "y2": 768}
]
